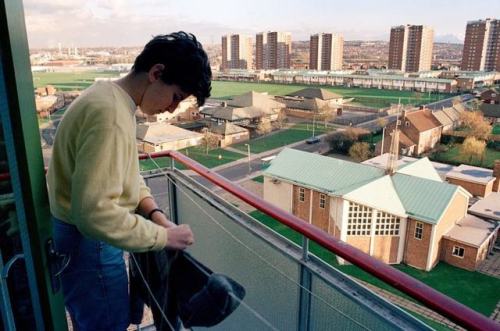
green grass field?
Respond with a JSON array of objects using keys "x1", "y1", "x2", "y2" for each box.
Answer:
[
  {"x1": 31, "y1": 73, "x2": 453, "y2": 108},
  {"x1": 431, "y1": 145, "x2": 500, "y2": 169},
  {"x1": 32, "y1": 71, "x2": 120, "y2": 90},
  {"x1": 232, "y1": 122, "x2": 332, "y2": 154},
  {"x1": 248, "y1": 210, "x2": 500, "y2": 317},
  {"x1": 212, "y1": 81, "x2": 452, "y2": 108},
  {"x1": 139, "y1": 146, "x2": 245, "y2": 171}
]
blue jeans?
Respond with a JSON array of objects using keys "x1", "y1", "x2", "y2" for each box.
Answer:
[{"x1": 52, "y1": 218, "x2": 130, "y2": 331}]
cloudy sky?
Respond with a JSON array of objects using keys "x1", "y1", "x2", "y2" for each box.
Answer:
[{"x1": 23, "y1": 0, "x2": 500, "y2": 48}]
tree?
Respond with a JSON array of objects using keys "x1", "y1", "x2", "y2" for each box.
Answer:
[
  {"x1": 349, "y1": 142, "x2": 371, "y2": 162},
  {"x1": 459, "y1": 137, "x2": 486, "y2": 164},
  {"x1": 376, "y1": 117, "x2": 388, "y2": 129},
  {"x1": 316, "y1": 107, "x2": 337, "y2": 128},
  {"x1": 325, "y1": 128, "x2": 370, "y2": 154},
  {"x1": 459, "y1": 111, "x2": 492, "y2": 141},
  {"x1": 200, "y1": 128, "x2": 219, "y2": 154},
  {"x1": 256, "y1": 118, "x2": 272, "y2": 136},
  {"x1": 273, "y1": 111, "x2": 288, "y2": 130}
]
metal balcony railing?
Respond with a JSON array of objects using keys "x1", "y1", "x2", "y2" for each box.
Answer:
[{"x1": 138, "y1": 150, "x2": 499, "y2": 331}]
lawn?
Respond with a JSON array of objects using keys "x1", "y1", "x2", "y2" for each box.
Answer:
[
  {"x1": 252, "y1": 175, "x2": 264, "y2": 183},
  {"x1": 212, "y1": 81, "x2": 452, "y2": 108},
  {"x1": 493, "y1": 125, "x2": 500, "y2": 135},
  {"x1": 139, "y1": 146, "x2": 245, "y2": 171},
  {"x1": 248, "y1": 210, "x2": 500, "y2": 317},
  {"x1": 430, "y1": 145, "x2": 500, "y2": 169},
  {"x1": 232, "y1": 122, "x2": 332, "y2": 154},
  {"x1": 32, "y1": 71, "x2": 120, "y2": 91}
]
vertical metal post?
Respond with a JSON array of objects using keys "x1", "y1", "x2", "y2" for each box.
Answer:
[
  {"x1": 167, "y1": 174, "x2": 178, "y2": 225},
  {"x1": 297, "y1": 236, "x2": 311, "y2": 331}
]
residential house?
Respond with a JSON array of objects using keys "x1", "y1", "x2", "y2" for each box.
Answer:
[
  {"x1": 479, "y1": 89, "x2": 500, "y2": 104},
  {"x1": 136, "y1": 122, "x2": 203, "y2": 153},
  {"x1": 381, "y1": 108, "x2": 443, "y2": 156},
  {"x1": 263, "y1": 148, "x2": 498, "y2": 271},
  {"x1": 210, "y1": 122, "x2": 250, "y2": 147},
  {"x1": 479, "y1": 103, "x2": 500, "y2": 123},
  {"x1": 276, "y1": 87, "x2": 343, "y2": 119},
  {"x1": 136, "y1": 96, "x2": 199, "y2": 124},
  {"x1": 200, "y1": 91, "x2": 285, "y2": 129},
  {"x1": 431, "y1": 103, "x2": 465, "y2": 132}
]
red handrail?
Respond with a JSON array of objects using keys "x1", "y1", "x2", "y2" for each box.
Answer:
[
  {"x1": 2, "y1": 151, "x2": 498, "y2": 330},
  {"x1": 140, "y1": 150, "x2": 499, "y2": 331}
]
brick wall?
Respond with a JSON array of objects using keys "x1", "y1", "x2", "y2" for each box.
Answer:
[
  {"x1": 440, "y1": 239, "x2": 478, "y2": 271},
  {"x1": 346, "y1": 236, "x2": 371, "y2": 254},
  {"x1": 311, "y1": 191, "x2": 330, "y2": 233},
  {"x1": 446, "y1": 177, "x2": 492, "y2": 197},
  {"x1": 292, "y1": 185, "x2": 311, "y2": 223},
  {"x1": 404, "y1": 219, "x2": 433, "y2": 270},
  {"x1": 429, "y1": 192, "x2": 468, "y2": 268},
  {"x1": 493, "y1": 160, "x2": 500, "y2": 192},
  {"x1": 373, "y1": 236, "x2": 400, "y2": 264}
]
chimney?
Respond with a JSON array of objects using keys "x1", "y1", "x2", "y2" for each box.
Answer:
[{"x1": 493, "y1": 160, "x2": 500, "y2": 192}]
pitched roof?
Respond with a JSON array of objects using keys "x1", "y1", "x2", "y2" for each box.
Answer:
[
  {"x1": 136, "y1": 123, "x2": 203, "y2": 144},
  {"x1": 432, "y1": 109, "x2": 454, "y2": 126},
  {"x1": 479, "y1": 103, "x2": 500, "y2": 118},
  {"x1": 228, "y1": 91, "x2": 285, "y2": 109},
  {"x1": 442, "y1": 107, "x2": 461, "y2": 122},
  {"x1": 286, "y1": 88, "x2": 342, "y2": 100},
  {"x1": 343, "y1": 175, "x2": 407, "y2": 217},
  {"x1": 200, "y1": 106, "x2": 263, "y2": 121},
  {"x1": 399, "y1": 131, "x2": 416, "y2": 147},
  {"x1": 264, "y1": 148, "x2": 384, "y2": 194},
  {"x1": 265, "y1": 149, "x2": 464, "y2": 224},
  {"x1": 391, "y1": 173, "x2": 459, "y2": 224},
  {"x1": 405, "y1": 109, "x2": 442, "y2": 132},
  {"x1": 210, "y1": 122, "x2": 248, "y2": 135},
  {"x1": 396, "y1": 157, "x2": 443, "y2": 182}
]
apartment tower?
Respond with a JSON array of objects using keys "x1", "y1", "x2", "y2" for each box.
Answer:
[
  {"x1": 309, "y1": 33, "x2": 344, "y2": 71},
  {"x1": 461, "y1": 18, "x2": 500, "y2": 71},
  {"x1": 388, "y1": 25, "x2": 434, "y2": 72},
  {"x1": 221, "y1": 34, "x2": 253, "y2": 70},
  {"x1": 256, "y1": 31, "x2": 292, "y2": 70}
]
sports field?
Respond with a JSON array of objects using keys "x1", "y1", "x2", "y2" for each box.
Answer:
[
  {"x1": 31, "y1": 72, "x2": 453, "y2": 108},
  {"x1": 211, "y1": 81, "x2": 453, "y2": 108},
  {"x1": 32, "y1": 71, "x2": 119, "y2": 90}
]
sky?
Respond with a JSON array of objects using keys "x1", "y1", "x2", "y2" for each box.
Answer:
[{"x1": 23, "y1": 0, "x2": 500, "y2": 48}]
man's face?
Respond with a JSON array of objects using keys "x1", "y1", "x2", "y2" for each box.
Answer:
[{"x1": 140, "y1": 80, "x2": 188, "y2": 116}]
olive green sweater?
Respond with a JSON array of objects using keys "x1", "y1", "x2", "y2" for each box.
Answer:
[{"x1": 47, "y1": 81, "x2": 168, "y2": 252}]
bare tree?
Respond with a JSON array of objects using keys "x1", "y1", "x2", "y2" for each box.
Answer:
[
  {"x1": 200, "y1": 128, "x2": 220, "y2": 154},
  {"x1": 273, "y1": 111, "x2": 288, "y2": 130},
  {"x1": 349, "y1": 142, "x2": 371, "y2": 162},
  {"x1": 316, "y1": 107, "x2": 337, "y2": 128},
  {"x1": 376, "y1": 117, "x2": 388, "y2": 129},
  {"x1": 459, "y1": 111, "x2": 492, "y2": 141},
  {"x1": 459, "y1": 137, "x2": 486, "y2": 164},
  {"x1": 256, "y1": 118, "x2": 272, "y2": 136}
]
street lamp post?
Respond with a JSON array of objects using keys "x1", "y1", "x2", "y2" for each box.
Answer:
[{"x1": 244, "y1": 143, "x2": 251, "y2": 173}]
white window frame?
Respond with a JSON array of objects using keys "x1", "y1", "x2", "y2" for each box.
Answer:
[
  {"x1": 452, "y1": 246, "x2": 465, "y2": 258},
  {"x1": 347, "y1": 202, "x2": 372, "y2": 236},
  {"x1": 414, "y1": 222, "x2": 423, "y2": 240},
  {"x1": 299, "y1": 187, "x2": 305, "y2": 202},
  {"x1": 319, "y1": 194, "x2": 326, "y2": 209},
  {"x1": 375, "y1": 211, "x2": 400, "y2": 236}
]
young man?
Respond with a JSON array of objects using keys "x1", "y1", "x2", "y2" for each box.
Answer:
[{"x1": 47, "y1": 32, "x2": 211, "y2": 330}]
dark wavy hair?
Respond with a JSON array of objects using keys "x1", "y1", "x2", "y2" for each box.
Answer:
[{"x1": 133, "y1": 32, "x2": 212, "y2": 106}]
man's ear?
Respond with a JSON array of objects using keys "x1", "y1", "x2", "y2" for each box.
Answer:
[{"x1": 148, "y1": 63, "x2": 165, "y2": 82}]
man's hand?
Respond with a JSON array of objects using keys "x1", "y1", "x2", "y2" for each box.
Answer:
[{"x1": 166, "y1": 224, "x2": 194, "y2": 250}]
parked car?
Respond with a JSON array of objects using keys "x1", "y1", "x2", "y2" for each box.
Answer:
[{"x1": 306, "y1": 136, "x2": 320, "y2": 144}]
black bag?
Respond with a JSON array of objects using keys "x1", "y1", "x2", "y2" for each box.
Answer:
[{"x1": 129, "y1": 250, "x2": 246, "y2": 330}]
